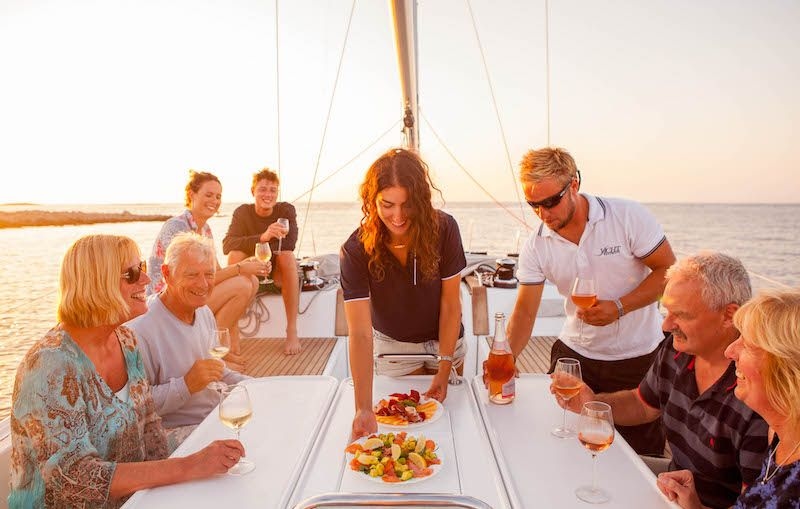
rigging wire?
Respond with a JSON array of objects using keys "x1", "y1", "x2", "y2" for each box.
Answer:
[
  {"x1": 544, "y1": 0, "x2": 551, "y2": 147},
  {"x1": 464, "y1": 0, "x2": 529, "y2": 230},
  {"x1": 297, "y1": 0, "x2": 357, "y2": 255},
  {"x1": 275, "y1": 0, "x2": 282, "y2": 193},
  {"x1": 288, "y1": 119, "x2": 401, "y2": 204},
  {"x1": 421, "y1": 111, "x2": 530, "y2": 231},
  {"x1": 671, "y1": 250, "x2": 791, "y2": 290},
  {"x1": 3, "y1": 289, "x2": 55, "y2": 313}
]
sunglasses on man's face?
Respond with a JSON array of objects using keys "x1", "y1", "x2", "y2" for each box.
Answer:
[
  {"x1": 121, "y1": 260, "x2": 147, "y2": 284},
  {"x1": 526, "y1": 179, "x2": 572, "y2": 211}
]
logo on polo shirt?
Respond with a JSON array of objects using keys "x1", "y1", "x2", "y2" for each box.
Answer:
[{"x1": 598, "y1": 245, "x2": 621, "y2": 256}]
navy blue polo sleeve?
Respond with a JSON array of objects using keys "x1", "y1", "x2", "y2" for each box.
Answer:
[
  {"x1": 439, "y1": 213, "x2": 467, "y2": 279},
  {"x1": 340, "y1": 229, "x2": 370, "y2": 302}
]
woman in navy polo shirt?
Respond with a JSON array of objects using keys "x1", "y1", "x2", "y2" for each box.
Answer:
[
  {"x1": 657, "y1": 289, "x2": 800, "y2": 508},
  {"x1": 341, "y1": 148, "x2": 467, "y2": 442}
]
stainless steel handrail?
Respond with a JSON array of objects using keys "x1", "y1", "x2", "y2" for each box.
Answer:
[
  {"x1": 375, "y1": 353, "x2": 463, "y2": 385},
  {"x1": 292, "y1": 492, "x2": 494, "y2": 508}
]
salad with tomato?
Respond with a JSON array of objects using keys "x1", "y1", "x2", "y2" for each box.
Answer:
[{"x1": 345, "y1": 432, "x2": 441, "y2": 483}]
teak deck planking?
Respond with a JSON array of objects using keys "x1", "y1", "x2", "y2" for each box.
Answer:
[
  {"x1": 240, "y1": 337, "x2": 337, "y2": 377},
  {"x1": 486, "y1": 336, "x2": 557, "y2": 374}
]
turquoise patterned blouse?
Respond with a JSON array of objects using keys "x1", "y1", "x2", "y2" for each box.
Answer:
[{"x1": 8, "y1": 325, "x2": 168, "y2": 508}]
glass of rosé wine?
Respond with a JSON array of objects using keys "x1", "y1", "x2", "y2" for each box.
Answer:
[
  {"x1": 575, "y1": 401, "x2": 615, "y2": 504},
  {"x1": 571, "y1": 276, "x2": 597, "y2": 344},
  {"x1": 551, "y1": 357, "x2": 582, "y2": 438}
]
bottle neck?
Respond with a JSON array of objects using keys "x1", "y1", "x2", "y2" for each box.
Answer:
[{"x1": 491, "y1": 318, "x2": 511, "y2": 352}]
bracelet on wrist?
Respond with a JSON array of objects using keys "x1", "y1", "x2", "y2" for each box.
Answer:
[{"x1": 438, "y1": 355, "x2": 454, "y2": 363}]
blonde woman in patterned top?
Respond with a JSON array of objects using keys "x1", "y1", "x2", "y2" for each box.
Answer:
[{"x1": 8, "y1": 235, "x2": 244, "y2": 508}]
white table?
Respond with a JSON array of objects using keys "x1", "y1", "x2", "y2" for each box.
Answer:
[
  {"x1": 472, "y1": 374, "x2": 677, "y2": 508},
  {"x1": 123, "y1": 376, "x2": 338, "y2": 509},
  {"x1": 289, "y1": 375, "x2": 511, "y2": 508}
]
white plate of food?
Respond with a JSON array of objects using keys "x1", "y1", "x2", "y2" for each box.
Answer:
[
  {"x1": 373, "y1": 389, "x2": 444, "y2": 429},
  {"x1": 345, "y1": 432, "x2": 443, "y2": 484}
]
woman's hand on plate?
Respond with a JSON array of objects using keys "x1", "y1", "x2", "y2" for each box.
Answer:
[{"x1": 350, "y1": 408, "x2": 377, "y2": 443}]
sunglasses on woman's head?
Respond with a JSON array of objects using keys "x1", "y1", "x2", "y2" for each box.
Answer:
[{"x1": 121, "y1": 260, "x2": 147, "y2": 284}]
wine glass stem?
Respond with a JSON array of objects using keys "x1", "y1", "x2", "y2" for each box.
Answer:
[
  {"x1": 591, "y1": 454, "x2": 598, "y2": 491},
  {"x1": 561, "y1": 400, "x2": 568, "y2": 430},
  {"x1": 579, "y1": 319, "x2": 584, "y2": 340}
]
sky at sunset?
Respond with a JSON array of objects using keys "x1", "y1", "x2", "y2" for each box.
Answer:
[{"x1": 1, "y1": 0, "x2": 798, "y2": 206}]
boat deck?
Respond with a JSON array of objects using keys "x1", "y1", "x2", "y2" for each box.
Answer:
[
  {"x1": 240, "y1": 337, "x2": 337, "y2": 377},
  {"x1": 487, "y1": 336, "x2": 556, "y2": 374}
]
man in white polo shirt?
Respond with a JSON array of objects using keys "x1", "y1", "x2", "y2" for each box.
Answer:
[{"x1": 507, "y1": 146, "x2": 676, "y2": 455}]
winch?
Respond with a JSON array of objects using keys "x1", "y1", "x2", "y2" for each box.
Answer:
[
  {"x1": 492, "y1": 258, "x2": 518, "y2": 289},
  {"x1": 299, "y1": 259, "x2": 324, "y2": 291}
]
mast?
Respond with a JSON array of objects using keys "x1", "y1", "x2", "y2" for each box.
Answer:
[{"x1": 389, "y1": 0, "x2": 419, "y2": 151}]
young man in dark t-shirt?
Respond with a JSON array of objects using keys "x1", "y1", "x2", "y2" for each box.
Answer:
[{"x1": 223, "y1": 168, "x2": 301, "y2": 354}]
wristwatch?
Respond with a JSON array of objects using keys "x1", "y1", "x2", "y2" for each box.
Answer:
[{"x1": 614, "y1": 299, "x2": 625, "y2": 319}]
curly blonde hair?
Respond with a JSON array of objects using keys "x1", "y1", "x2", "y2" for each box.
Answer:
[{"x1": 358, "y1": 148, "x2": 442, "y2": 282}]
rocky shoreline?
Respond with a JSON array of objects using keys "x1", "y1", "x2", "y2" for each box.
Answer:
[{"x1": 0, "y1": 210, "x2": 171, "y2": 228}]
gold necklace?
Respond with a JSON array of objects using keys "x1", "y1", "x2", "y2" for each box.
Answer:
[{"x1": 761, "y1": 438, "x2": 800, "y2": 484}]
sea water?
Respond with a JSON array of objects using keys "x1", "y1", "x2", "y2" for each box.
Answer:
[{"x1": 1, "y1": 201, "x2": 798, "y2": 421}]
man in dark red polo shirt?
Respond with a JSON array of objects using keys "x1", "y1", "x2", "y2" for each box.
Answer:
[{"x1": 552, "y1": 251, "x2": 768, "y2": 509}]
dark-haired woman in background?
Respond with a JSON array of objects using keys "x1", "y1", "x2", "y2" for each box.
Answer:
[{"x1": 341, "y1": 148, "x2": 467, "y2": 441}]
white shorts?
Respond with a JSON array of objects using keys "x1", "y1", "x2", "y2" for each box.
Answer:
[{"x1": 373, "y1": 329, "x2": 466, "y2": 377}]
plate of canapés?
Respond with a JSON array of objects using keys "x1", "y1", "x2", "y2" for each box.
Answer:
[{"x1": 373, "y1": 389, "x2": 443, "y2": 429}]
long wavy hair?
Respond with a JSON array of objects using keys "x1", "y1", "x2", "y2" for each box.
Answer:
[{"x1": 358, "y1": 148, "x2": 443, "y2": 282}]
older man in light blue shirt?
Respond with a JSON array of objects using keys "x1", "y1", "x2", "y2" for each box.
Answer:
[{"x1": 130, "y1": 232, "x2": 249, "y2": 431}]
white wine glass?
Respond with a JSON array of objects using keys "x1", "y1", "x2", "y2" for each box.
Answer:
[
  {"x1": 254, "y1": 242, "x2": 273, "y2": 284},
  {"x1": 576, "y1": 401, "x2": 615, "y2": 504},
  {"x1": 276, "y1": 217, "x2": 290, "y2": 252},
  {"x1": 571, "y1": 276, "x2": 597, "y2": 343},
  {"x1": 551, "y1": 357, "x2": 582, "y2": 438},
  {"x1": 219, "y1": 384, "x2": 255, "y2": 475},
  {"x1": 207, "y1": 328, "x2": 230, "y2": 393}
]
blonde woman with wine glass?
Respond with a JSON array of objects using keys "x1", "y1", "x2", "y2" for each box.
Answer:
[
  {"x1": 8, "y1": 235, "x2": 245, "y2": 508},
  {"x1": 657, "y1": 289, "x2": 800, "y2": 508}
]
